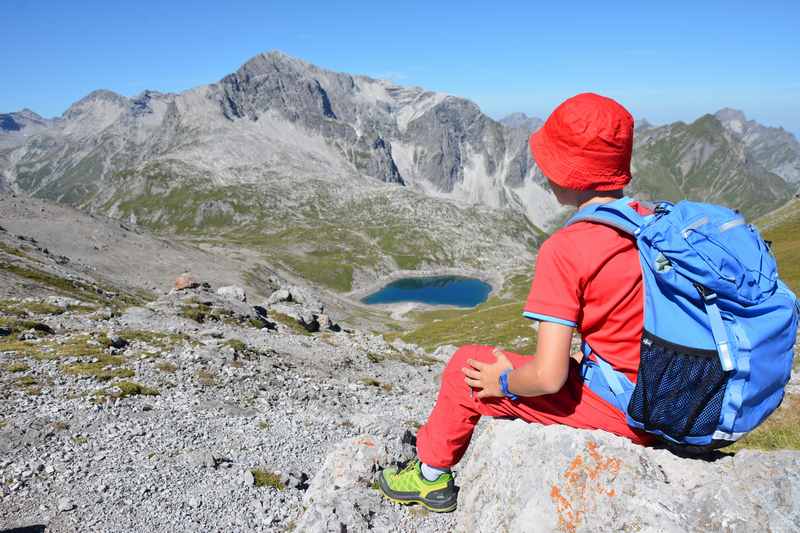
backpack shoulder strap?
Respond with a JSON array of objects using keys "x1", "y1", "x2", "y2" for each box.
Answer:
[{"x1": 565, "y1": 196, "x2": 646, "y2": 235}]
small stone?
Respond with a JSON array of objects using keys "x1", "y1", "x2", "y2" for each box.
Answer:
[
  {"x1": 174, "y1": 273, "x2": 200, "y2": 291},
  {"x1": 33, "y1": 322, "x2": 55, "y2": 335},
  {"x1": 57, "y1": 497, "x2": 75, "y2": 512},
  {"x1": 217, "y1": 285, "x2": 247, "y2": 302},
  {"x1": 108, "y1": 335, "x2": 129, "y2": 349},
  {"x1": 188, "y1": 496, "x2": 201, "y2": 508},
  {"x1": 187, "y1": 450, "x2": 216, "y2": 469},
  {"x1": 266, "y1": 289, "x2": 291, "y2": 306},
  {"x1": 242, "y1": 470, "x2": 255, "y2": 486},
  {"x1": 298, "y1": 312, "x2": 320, "y2": 333}
]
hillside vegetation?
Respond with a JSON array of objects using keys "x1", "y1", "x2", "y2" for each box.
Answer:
[{"x1": 758, "y1": 198, "x2": 800, "y2": 293}]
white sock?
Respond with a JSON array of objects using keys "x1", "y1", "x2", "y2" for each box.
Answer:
[{"x1": 420, "y1": 462, "x2": 450, "y2": 481}]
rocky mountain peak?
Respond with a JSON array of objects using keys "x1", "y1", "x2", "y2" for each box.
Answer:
[
  {"x1": 63, "y1": 89, "x2": 129, "y2": 119},
  {"x1": 715, "y1": 107, "x2": 748, "y2": 124},
  {"x1": 499, "y1": 112, "x2": 543, "y2": 132}
]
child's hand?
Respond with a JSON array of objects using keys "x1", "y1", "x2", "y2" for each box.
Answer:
[{"x1": 461, "y1": 348, "x2": 514, "y2": 399}]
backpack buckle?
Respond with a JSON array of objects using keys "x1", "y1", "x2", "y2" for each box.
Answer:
[{"x1": 694, "y1": 284, "x2": 717, "y2": 302}]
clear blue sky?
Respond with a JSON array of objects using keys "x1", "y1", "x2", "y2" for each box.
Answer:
[{"x1": 2, "y1": 1, "x2": 799, "y2": 134}]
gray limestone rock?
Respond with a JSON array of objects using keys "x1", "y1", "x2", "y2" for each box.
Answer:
[
  {"x1": 266, "y1": 289, "x2": 292, "y2": 306},
  {"x1": 454, "y1": 419, "x2": 800, "y2": 533},
  {"x1": 295, "y1": 435, "x2": 388, "y2": 532},
  {"x1": 216, "y1": 285, "x2": 247, "y2": 302}
]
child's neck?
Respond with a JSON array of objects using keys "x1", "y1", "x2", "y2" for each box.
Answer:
[{"x1": 575, "y1": 190, "x2": 624, "y2": 210}]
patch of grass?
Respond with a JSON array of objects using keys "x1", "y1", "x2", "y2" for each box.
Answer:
[
  {"x1": 156, "y1": 361, "x2": 178, "y2": 373},
  {"x1": 386, "y1": 272, "x2": 538, "y2": 354},
  {"x1": 258, "y1": 421, "x2": 270, "y2": 430},
  {"x1": 251, "y1": 469, "x2": 284, "y2": 490},
  {"x1": 49, "y1": 334, "x2": 109, "y2": 359},
  {"x1": 224, "y1": 339, "x2": 248, "y2": 353},
  {"x1": 0, "y1": 337, "x2": 49, "y2": 358},
  {"x1": 72, "y1": 435, "x2": 88, "y2": 445},
  {"x1": 117, "y1": 329, "x2": 196, "y2": 351},
  {"x1": 0, "y1": 420, "x2": 7, "y2": 429},
  {"x1": 269, "y1": 312, "x2": 312, "y2": 336},
  {"x1": 61, "y1": 361, "x2": 134, "y2": 381},
  {"x1": 0, "y1": 333, "x2": 116, "y2": 361},
  {"x1": 6, "y1": 362, "x2": 30, "y2": 373},
  {"x1": 405, "y1": 420, "x2": 422, "y2": 430},
  {"x1": 729, "y1": 394, "x2": 800, "y2": 452},
  {"x1": 179, "y1": 305, "x2": 207, "y2": 323},
  {"x1": 0, "y1": 260, "x2": 144, "y2": 307},
  {"x1": 101, "y1": 380, "x2": 160, "y2": 399},
  {"x1": 0, "y1": 316, "x2": 40, "y2": 331},
  {"x1": 359, "y1": 377, "x2": 393, "y2": 392},
  {"x1": 757, "y1": 199, "x2": 800, "y2": 293},
  {"x1": 0, "y1": 242, "x2": 29, "y2": 258},
  {"x1": 15, "y1": 375, "x2": 37, "y2": 386},
  {"x1": 0, "y1": 299, "x2": 65, "y2": 316},
  {"x1": 195, "y1": 369, "x2": 216, "y2": 386}
]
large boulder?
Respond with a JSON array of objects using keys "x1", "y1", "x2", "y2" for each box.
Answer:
[
  {"x1": 295, "y1": 435, "x2": 389, "y2": 532},
  {"x1": 454, "y1": 420, "x2": 800, "y2": 533}
]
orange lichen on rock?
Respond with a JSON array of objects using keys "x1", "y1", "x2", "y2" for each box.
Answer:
[{"x1": 550, "y1": 439, "x2": 623, "y2": 532}]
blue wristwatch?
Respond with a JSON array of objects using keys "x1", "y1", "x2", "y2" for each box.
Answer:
[{"x1": 499, "y1": 369, "x2": 518, "y2": 401}]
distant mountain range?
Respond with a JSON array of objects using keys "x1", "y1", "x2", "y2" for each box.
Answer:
[{"x1": 1, "y1": 51, "x2": 798, "y2": 291}]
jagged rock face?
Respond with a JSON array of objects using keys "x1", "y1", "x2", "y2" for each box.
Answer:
[
  {"x1": 631, "y1": 114, "x2": 794, "y2": 217},
  {"x1": 0, "y1": 50, "x2": 559, "y2": 234},
  {"x1": 714, "y1": 108, "x2": 800, "y2": 184},
  {"x1": 455, "y1": 420, "x2": 800, "y2": 533}
]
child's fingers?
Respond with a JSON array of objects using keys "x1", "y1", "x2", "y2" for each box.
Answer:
[
  {"x1": 466, "y1": 358, "x2": 486, "y2": 370},
  {"x1": 461, "y1": 367, "x2": 481, "y2": 379},
  {"x1": 464, "y1": 376, "x2": 482, "y2": 388}
]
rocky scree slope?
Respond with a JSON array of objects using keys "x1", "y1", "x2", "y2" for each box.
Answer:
[{"x1": 0, "y1": 261, "x2": 456, "y2": 532}]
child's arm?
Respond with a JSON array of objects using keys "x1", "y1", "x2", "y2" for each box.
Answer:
[{"x1": 461, "y1": 321, "x2": 573, "y2": 398}]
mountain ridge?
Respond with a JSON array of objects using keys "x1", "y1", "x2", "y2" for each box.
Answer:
[{"x1": 0, "y1": 50, "x2": 797, "y2": 290}]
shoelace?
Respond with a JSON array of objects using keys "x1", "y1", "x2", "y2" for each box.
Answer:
[{"x1": 398, "y1": 460, "x2": 419, "y2": 476}]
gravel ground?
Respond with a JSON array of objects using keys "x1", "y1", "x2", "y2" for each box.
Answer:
[{"x1": 0, "y1": 285, "x2": 461, "y2": 532}]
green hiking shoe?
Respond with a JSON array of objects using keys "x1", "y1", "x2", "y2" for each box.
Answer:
[{"x1": 378, "y1": 459, "x2": 458, "y2": 513}]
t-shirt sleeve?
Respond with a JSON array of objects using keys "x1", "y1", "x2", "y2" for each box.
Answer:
[{"x1": 523, "y1": 234, "x2": 582, "y2": 327}]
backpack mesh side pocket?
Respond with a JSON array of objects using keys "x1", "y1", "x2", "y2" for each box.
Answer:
[{"x1": 628, "y1": 332, "x2": 729, "y2": 441}]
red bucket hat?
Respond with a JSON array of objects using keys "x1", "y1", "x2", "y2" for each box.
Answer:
[{"x1": 529, "y1": 93, "x2": 634, "y2": 191}]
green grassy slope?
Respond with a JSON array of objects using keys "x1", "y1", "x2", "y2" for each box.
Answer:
[
  {"x1": 632, "y1": 115, "x2": 793, "y2": 218},
  {"x1": 384, "y1": 272, "x2": 538, "y2": 354},
  {"x1": 88, "y1": 162, "x2": 543, "y2": 293},
  {"x1": 758, "y1": 198, "x2": 800, "y2": 293}
]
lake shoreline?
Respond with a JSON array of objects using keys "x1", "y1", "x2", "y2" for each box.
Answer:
[{"x1": 346, "y1": 269, "x2": 503, "y2": 318}]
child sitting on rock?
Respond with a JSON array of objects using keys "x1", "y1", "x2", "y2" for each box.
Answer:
[{"x1": 379, "y1": 93, "x2": 654, "y2": 513}]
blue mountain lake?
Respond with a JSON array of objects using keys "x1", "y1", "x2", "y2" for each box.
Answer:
[{"x1": 361, "y1": 276, "x2": 492, "y2": 307}]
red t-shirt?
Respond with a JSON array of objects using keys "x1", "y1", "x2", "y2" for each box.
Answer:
[{"x1": 524, "y1": 201, "x2": 651, "y2": 382}]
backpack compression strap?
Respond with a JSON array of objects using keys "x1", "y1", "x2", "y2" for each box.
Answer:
[
  {"x1": 580, "y1": 341, "x2": 635, "y2": 413},
  {"x1": 565, "y1": 196, "x2": 648, "y2": 235}
]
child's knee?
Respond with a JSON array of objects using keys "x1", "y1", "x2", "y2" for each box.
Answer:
[{"x1": 446, "y1": 345, "x2": 497, "y2": 371}]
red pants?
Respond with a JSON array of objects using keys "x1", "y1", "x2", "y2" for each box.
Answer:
[{"x1": 416, "y1": 345, "x2": 653, "y2": 468}]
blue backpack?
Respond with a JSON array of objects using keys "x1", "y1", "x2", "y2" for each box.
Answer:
[{"x1": 569, "y1": 197, "x2": 798, "y2": 452}]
